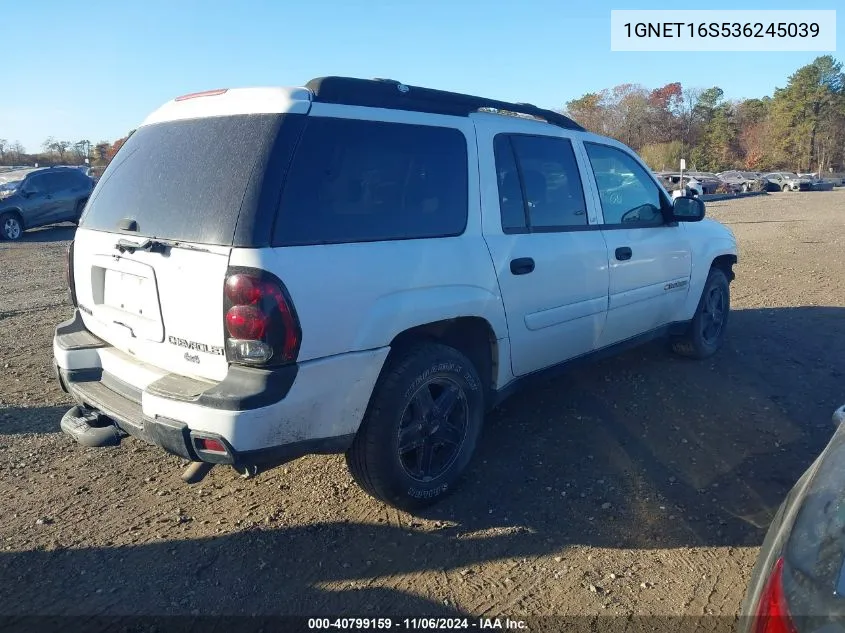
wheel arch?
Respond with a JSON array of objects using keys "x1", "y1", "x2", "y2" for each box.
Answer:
[
  {"x1": 0, "y1": 207, "x2": 25, "y2": 232},
  {"x1": 387, "y1": 316, "x2": 499, "y2": 408},
  {"x1": 680, "y1": 246, "x2": 737, "y2": 320}
]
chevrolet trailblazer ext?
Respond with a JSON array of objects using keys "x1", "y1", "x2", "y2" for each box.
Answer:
[{"x1": 53, "y1": 77, "x2": 737, "y2": 510}]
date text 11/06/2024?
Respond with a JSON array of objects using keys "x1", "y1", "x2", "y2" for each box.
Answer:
[
  {"x1": 623, "y1": 21, "x2": 820, "y2": 38},
  {"x1": 307, "y1": 618, "x2": 529, "y2": 630}
]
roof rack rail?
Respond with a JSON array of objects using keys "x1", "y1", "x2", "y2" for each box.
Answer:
[{"x1": 305, "y1": 76, "x2": 584, "y2": 132}]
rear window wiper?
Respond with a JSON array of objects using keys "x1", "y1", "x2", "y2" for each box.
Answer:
[{"x1": 115, "y1": 237, "x2": 210, "y2": 254}]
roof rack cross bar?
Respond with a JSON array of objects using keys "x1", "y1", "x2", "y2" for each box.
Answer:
[{"x1": 305, "y1": 76, "x2": 584, "y2": 132}]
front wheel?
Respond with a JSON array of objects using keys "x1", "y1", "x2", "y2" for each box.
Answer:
[
  {"x1": 782, "y1": 184, "x2": 790, "y2": 192},
  {"x1": 672, "y1": 268, "x2": 730, "y2": 359},
  {"x1": 0, "y1": 212, "x2": 23, "y2": 241},
  {"x1": 346, "y1": 342, "x2": 485, "y2": 511}
]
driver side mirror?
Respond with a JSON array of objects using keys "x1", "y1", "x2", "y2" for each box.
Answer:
[{"x1": 670, "y1": 196, "x2": 705, "y2": 222}]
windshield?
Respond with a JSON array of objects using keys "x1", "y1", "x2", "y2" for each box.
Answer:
[{"x1": 80, "y1": 113, "x2": 282, "y2": 245}]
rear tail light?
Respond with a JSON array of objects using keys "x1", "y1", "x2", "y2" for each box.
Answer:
[
  {"x1": 66, "y1": 240, "x2": 77, "y2": 307},
  {"x1": 223, "y1": 268, "x2": 301, "y2": 367},
  {"x1": 751, "y1": 558, "x2": 798, "y2": 633}
]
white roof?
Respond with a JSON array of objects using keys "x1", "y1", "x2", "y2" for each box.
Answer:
[{"x1": 141, "y1": 87, "x2": 312, "y2": 126}]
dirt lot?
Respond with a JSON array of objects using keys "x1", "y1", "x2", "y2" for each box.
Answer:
[{"x1": 1, "y1": 191, "x2": 844, "y2": 625}]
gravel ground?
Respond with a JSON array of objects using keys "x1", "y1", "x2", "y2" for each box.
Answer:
[{"x1": 1, "y1": 191, "x2": 844, "y2": 623}]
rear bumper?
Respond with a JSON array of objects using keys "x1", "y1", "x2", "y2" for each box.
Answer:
[{"x1": 53, "y1": 310, "x2": 389, "y2": 466}]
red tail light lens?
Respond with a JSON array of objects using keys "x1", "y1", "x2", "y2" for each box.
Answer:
[
  {"x1": 752, "y1": 558, "x2": 798, "y2": 633},
  {"x1": 195, "y1": 438, "x2": 227, "y2": 453},
  {"x1": 225, "y1": 305, "x2": 267, "y2": 339},
  {"x1": 223, "y1": 269, "x2": 301, "y2": 367},
  {"x1": 225, "y1": 274, "x2": 263, "y2": 305}
]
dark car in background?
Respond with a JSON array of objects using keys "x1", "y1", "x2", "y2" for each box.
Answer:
[
  {"x1": 740, "y1": 404, "x2": 845, "y2": 632},
  {"x1": 686, "y1": 171, "x2": 722, "y2": 194},
  {"x1": 718, "y1": 170, "x2": 765, "y2": 192},
  {"x1": 0, "y1": 167, "x2": 94, "y2": 240}
]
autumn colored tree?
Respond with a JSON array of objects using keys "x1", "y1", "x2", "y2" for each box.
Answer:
[{"x1": 563, "y1": 56, "x2": 844, "y2": 173}]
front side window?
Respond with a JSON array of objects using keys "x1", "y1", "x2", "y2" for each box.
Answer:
[
  {"x1": 25, "y1": 174, "x2": 50, "y2": 194},
  {"x1": 493, "y1": 134, "x2": 587, "y2": 232},
  {"x1": 273, "y1": 117, "x2": 468, "y2": 246},
  {"x1": 584, "y1": 143, "x2": 665, "y2": 226}
]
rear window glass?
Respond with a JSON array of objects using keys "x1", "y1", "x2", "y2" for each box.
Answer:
[
  {"x1": 273, "y1": 117, "x2": 468, "y2": 246},
  {"x1": 80, "y1": 114, "x2": 281, "y2": 245}
]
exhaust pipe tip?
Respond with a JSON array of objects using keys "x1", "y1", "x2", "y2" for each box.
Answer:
[{"x1": 181, "y1": 461, "x2": 214, "y2": 484}]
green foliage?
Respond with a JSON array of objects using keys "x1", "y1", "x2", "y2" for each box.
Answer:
[
  {"x1": 639, "y1": 141, "x2": 684, "y2": 171},
  {"x1": 565, "y1": 56, "x2": 845, "y2": 172}
]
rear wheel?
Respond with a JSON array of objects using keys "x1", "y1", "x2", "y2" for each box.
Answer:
[
  {"x1": 782, "y1": 184, "x2": 790, "y2": 192},
  {"x1": 346, "y1": 342, "x2": 485, "y2": 511},
  {"x1": 672, "y1": 268, "x2": 730, "y2": 359},
  {"x1": 0, "y1": 212, "x2": 22, "y2": 241}
]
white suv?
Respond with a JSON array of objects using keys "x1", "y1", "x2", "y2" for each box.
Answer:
[{"x1": 53, "y1": 77, "x2": 738, "y2": 510}]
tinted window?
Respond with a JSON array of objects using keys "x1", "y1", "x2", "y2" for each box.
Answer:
[
  {"x1": 584, "y1": 143, "x2": 664, "y2": 226},
  {"x1": 53, "y1": 172, "x2": 81, "y2": 189},
  {"x1": 273, "y1": 117, "x2": 467, "y2": 246},
  {"x1": 81, "y1": 114, "x2": 281, "y2": 245},
  {"x1": 27, "y1": 174, "x2": 57, "y2": 193},
  {"x1": 493, "y1": 135, "x2": 527, "y2": 231},
  {"x1": 493, "y1": 134, "x2": 587, "y2": 232}
]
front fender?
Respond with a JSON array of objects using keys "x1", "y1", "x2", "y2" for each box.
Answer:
[
  {"x1": 681, "y1": 224, "x2": 738, "y2": 319},
  {"x1": 352, "y1": 284, "x2": 509, "y2": 351}
]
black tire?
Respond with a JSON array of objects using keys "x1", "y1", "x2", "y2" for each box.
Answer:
[
  {"x1": 346, "y1": 342, "x2": 485, "y2": 511},
  {"x1": 671, "y1": 267, "x2": 730, "y2": 359},
  {"x1": 0, "y1": 211, "x2": 23, "y2": 241},
  {"x1": 782, "y1": 184, "x2": 790, "y2": 192}
]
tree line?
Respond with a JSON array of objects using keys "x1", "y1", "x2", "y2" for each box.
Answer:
[
  {"x1": 563, "y1": 55, "x2": 844, "y2": 174},
  {"x1": 0, "y1": 136, "x2": 128, "y2": 168}
]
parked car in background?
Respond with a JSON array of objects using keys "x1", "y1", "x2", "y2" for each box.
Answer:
[
  {"x1": 656, "y1": 172, "x2": 704, "y2": 197},
  {"x1": 0, "y1": 166, "x2": 95, "y2": 240},
  {"x1": 686, "y1": 172, "x2": 721, "y2": 194},
  {"x1": 796, "y1": 173, "x2": 837, "y2": 192},
  {"x1": 740, "y1": 404, "x2": 845, "y2": 632},
  {"x1": 718, "y1": 170, "x2": 764, "y2": 192},
  {"x1": 764, "y1": 172, "x2": 812, "y2": 192}
]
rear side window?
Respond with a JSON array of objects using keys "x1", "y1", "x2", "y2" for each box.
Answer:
[
  {"x1": 273, "y1": 117, "x2": 468, "y2": 246},
  {"x1": 493, "y1": 134, "x2": 588, "y2": 232},
  {"x1": 81, "y1": 114, "x2": 282, "y2": 245}
]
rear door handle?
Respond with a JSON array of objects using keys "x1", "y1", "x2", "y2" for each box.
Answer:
[
  {"x1": 510, "y1": 257, "x2": 535, "y2": 275},
  {"x1": 615, "y1": 247, "x2": 632, "y2": 261}
]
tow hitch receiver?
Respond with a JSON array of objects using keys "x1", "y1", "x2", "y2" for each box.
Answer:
[{"x1": 60, "y1": 405, "x2": 123, "y2": 448}]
